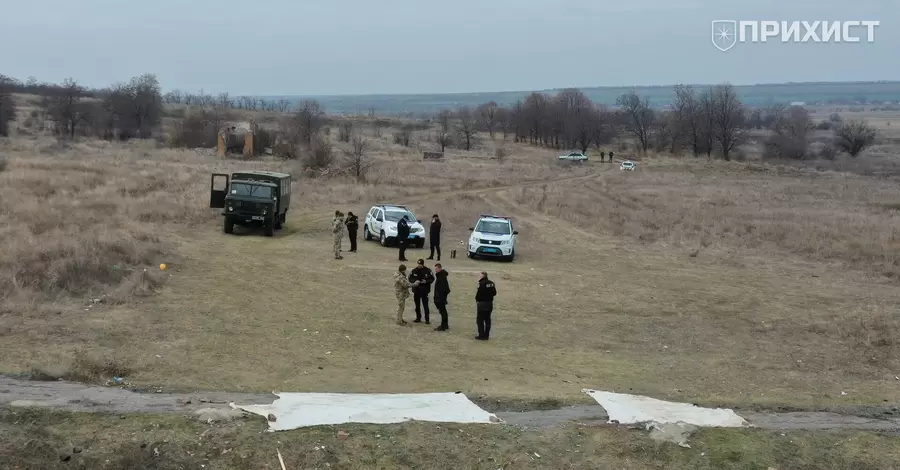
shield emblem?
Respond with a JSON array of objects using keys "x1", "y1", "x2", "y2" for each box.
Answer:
[{"x1": 711, "y1": 20, "x2": 737, "y2": 51}]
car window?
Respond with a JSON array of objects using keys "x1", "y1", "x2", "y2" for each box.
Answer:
[
  {"x1": 385, "y1": 211, "x2": 415, "y2": 222},
  {"x1": 476, "y1": 220, "x2": 511, "y2": 235},
  {"x1": 376, "y1": 210, "x2": 383, "y2": 222},
  {"x1": 230, "y1": 183, "x2": 273, "y2": 198}
]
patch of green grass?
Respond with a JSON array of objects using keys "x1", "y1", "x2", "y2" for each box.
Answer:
[{"x1": 3, "y1": 407, "x2": 900, "y2": 469}]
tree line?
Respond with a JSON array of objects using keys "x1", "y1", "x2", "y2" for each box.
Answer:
[{"x1": 454, "y1": 84, "x2": 878, "y2": 160}]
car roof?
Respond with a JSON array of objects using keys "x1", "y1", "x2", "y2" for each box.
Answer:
[
  {"x1": 478, "y1": 215, "x2": 511, "y2": 223},
  {"x1": 235, "y1": 170, "x2": 291, "y2": 179},
  {"x1": 231, "y1": 179, "x2": 277, "y2": 186}
]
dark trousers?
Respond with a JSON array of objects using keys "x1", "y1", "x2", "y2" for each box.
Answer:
[
  {"x1": 429, "y1": 242, "x2": 441, "y2": 260},
  {"x1": 435, "y1": 302, "x2": 448, "y2": 328},
  {"x1": 476, "y1": 301, "x2": 493, "y2": 339},
  {"x1": 398, "y1": 239, "x2": 408, "y2": 260},
  {"x1": 414, "y1": 292, "x2": 430, "y2": 322},
  {"x1": 348, "y1": 229, "x2": 357, "y2": 251}
]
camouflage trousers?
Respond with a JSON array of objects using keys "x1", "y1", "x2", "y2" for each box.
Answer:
[
  {"x1": 397, "y1": 296, "x2": 407, "y2": 323},
  {"x1": 333, "y1": 235, "x2": 342, "y2": 258}
]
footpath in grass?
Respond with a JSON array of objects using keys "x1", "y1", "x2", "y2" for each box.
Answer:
[{"x1": 3, "y1": 407, "x2": 900, "y2": 470}]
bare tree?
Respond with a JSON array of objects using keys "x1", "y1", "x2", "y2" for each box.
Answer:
[
  {"x1": 338, "y1": 120, "x2": 353, "y2": 142},
  {"x1": 672, "y1": 84, "x2": 707, "y2": 157},
  {"x1": 107, "y1": 73, "x2": 163, "y2": 138},
  {"x1": 294, "y1": 100, "x2": 326, "y2": 146},
  {"x1": 709, "y1": 84, "x2": 747, "y2": 161},
  {"x1": 41, "y1": 78, "x2": 89, "y2": 138},
  {"x1": 476, "y1": 101, "x2": 500, "y2": 138},
  {"x1": 455, "y1": 106, "x2": 478, "y2": 150},
  {"x1": 615, "y1": 90, "x2": 655, "y2": 153},
  {"x1": 435, "y1": 130, "x2": 452, "y2": 152},
  {"x1": 763, "y1": 106, "x2": 814, "y2": 160},
  {"x1": 834, "y1": 120, "x2": 877, "y2": 157},
  {"x1": 698, "y1": 89, "x2": 717, "y2": 159},
  {"x1": 345, "y1": 135, "x2": 371, "y2": 182},
  {"x1": 0, "y1": 74, "x2": 16, "y2": 136}
]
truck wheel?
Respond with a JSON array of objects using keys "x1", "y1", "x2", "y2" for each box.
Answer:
[
  {"x1": 224, "y1": 216, "x2": 234, "y2": 234},
  {"x1": 274, "y1": 215, "x2": 283, "y2": 230},
  {"x1": 264, "y1": 218, "x2": 274, "y2": 237},
  {"x1": 364, "y1": 225, "x2": 371, "y2": 241},
  {"x1": 380, "y1": 231, "x2": 387, "y2": 247}
]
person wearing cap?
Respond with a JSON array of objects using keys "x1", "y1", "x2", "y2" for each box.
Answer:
[
  {"x1": 394, "y1": 264, "x2": 420, "y2": 325},
  {"x1": 345, "y1": 211, "x2": 359, "y2": 252},
  {"x1": 408, "y1": 258, "x2": 435, "y2": 324},
  {"x1": 427, "y1": 214, "x2": 442, "y2": 261}
]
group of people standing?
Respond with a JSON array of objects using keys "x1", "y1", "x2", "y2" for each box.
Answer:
[
  {"x1": 394, "y1": 261, "x2": 497, "y2": 340},
  {"x1": 331, "y1": 212, "x2": 442, "y2": 263},
  {"x1": 331, "y1": 210, "x2": 498, "y2": 340}
]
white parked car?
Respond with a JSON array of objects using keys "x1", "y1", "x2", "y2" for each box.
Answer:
[
  {"x1": 558, "y1": 152, "x2": 588, "y2": 162},
  {"x1": 467, "y1": 215, "x2": 518, "y2": 261},
  {"x1": 364, "y1": 204, "x2": 426, "y2": 248},
  {"x1": 620, "y1": 160, "x2": 636, "y2": 171}
]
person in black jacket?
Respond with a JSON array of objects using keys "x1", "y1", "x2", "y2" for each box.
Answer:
[
  {"x1": 432, "y1": 263, "x2": 451, "y2": 331},
  {"x1": 396, "y1": 216, "x2": 410, "y2": 261},
  {"x1": 345, "y1": 211, "x2": 359, "y2": 252},
  {"x1": 427, "y1": 214, "x2": 442, "y2": 261},
  {"x1": 475, "y1": 271, "x2": 497, "y2": 340},
  {"x1": 408, "y1": 259, "x2": 435, "y2": 324}
]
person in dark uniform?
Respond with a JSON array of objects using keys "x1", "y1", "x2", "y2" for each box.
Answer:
[
  {"x1": 427, "y1": 214, "x2": 442, "y2": 261},
  {"x1": 475, "y1": 271, "x2": 497, "y2": 340},
  {"x1": 600, "y1": 151, "x2": 606, "y2": 162},
  {"x1": 608, "y1": 151, "x2": 614, "y2": 163},
  {"x1": 397, "y1": 216, "x2": 410, "y2": 261},
  {"x1": 345, "y1": 211, "x2": 359, "y2": 252},
  {"x1": 408, "y1": 259, "x2": 435, "y2": 324},
  {"x1": 432, "y1": 263, "x2": 451, "y2": 331}
]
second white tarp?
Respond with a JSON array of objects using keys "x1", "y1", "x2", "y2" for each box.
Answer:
[
  {"x1": 583, "y1": 389, "x2": 748, "y2": 427},
  {"x1": 232, "y1": 392, "x2": 499, "y2": 431}
]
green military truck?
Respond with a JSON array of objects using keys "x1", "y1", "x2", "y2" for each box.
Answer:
[{"x1": 209, "y1": 171, "x2": 292, "y2": 237}]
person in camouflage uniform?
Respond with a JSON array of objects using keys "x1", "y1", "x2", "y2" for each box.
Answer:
[
  {"x1": 332, "y1": 211, "x2": 345, "y2": 260},
  {"x1": 394, "y1": 264, "x2": 420, "y2": 325}
]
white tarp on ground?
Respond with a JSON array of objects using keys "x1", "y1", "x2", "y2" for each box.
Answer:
[
  {"x1": 231, "y1": 392, "x2": 500, "y2": 431},
  {"x1": 583, "y1": 389, "x2": 748, "y2": 428}
]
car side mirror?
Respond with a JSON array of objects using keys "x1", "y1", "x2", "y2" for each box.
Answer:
[
  {"x1": 468, "y1": 227, "x2": 474, "y2": 231},
  {"x1": 417, "y1": 219, "x2": 422, "y2": 223},
  {"x1": 513, "y1": 231, "x2": 518, "y2": 235}
]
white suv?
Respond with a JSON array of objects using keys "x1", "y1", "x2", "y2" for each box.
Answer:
[
  {"x1": 364, "y1": 204, "x2": 427, "y2": 248},
  {"x1": 467, "y1": 215, "x2": 518, "y2": 261}
]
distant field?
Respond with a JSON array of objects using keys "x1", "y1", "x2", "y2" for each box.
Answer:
[{"x1": 265, "y1": 81, "x2": 900, "y2": 115}]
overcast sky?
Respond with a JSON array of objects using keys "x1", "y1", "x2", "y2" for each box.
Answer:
[{"x1": 1, "y1": 0, "x2": 896, "y2": 95}]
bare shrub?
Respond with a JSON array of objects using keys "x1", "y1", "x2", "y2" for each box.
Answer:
[
  {"x1": 345, "y1": 135, "x2": 371, "y2": 182},
  {"x1": 393, "y1": 129, "x2": 412, "y2": 147},
  {"x1": 306, "y1": 134, "x2": 333, "y2": 169},
  {"x1": 763, "y1": 106, "x2": 813, "y2": 160},
  {"x1": 337, "y1": 120, "x2": 353, "y2": 142},
  {"x1": 494, "y1": 147, "x2": 508, "y2": 163},
  {"x1": 817, "y1": 144, "x2": 838, "y2": 160},
  {"x1": 834, "y1": 120, "x2": 877, "y2": 157}
]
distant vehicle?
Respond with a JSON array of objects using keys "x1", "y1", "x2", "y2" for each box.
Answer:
[
  {"x1": 364, "y1": 204, "x2": 426, "y2": 248},
  {"x1": 209, "y1": 171, "x2": 292, "y2": 237},
  {"x1": 558, "y1": 152, "x2": 588, "y2": 162},
  {"x1": 620, "y1": 161, "x2": 636, "y2": 171},
  {"x1": 467, "y1": 215, "x2": 518, "y2": 262}
]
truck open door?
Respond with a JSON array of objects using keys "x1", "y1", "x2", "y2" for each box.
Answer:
[{"x1": 210, "y1": 173, "x2": 229, "y2": 208}]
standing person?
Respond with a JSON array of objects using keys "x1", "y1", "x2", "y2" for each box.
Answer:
[
  {"x1": 345, "y1": 211, "x2": 359, "y2": 253},
  {"x1": 433, "y1": 263, "x2": 451, "y2": 331},
  {"x1": 394, "y1": 264, "x2": 419, "y2": 325},
  {"x1": 474, "y1": 271, "x2": 497, "y2": 340},
  {"x1": 332, "y1": 210, "x2": 344, "y2": 260},
  {"x1": 408, "y1": 259, "x2": 435, "y2": 324},
  {"x1": 427, "y1": 214, "x2": 442, "y2": 261},
  {"x1": 396, "y1": 216, "x2": 410, "y2": 262}
]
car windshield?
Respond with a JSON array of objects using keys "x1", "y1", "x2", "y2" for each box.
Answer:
[
  {"x1": 230, "y1": 183, "x2": 273, "y2": 198},
  {"x1": 385, "y1": 210, "x2": 416, "y2": 223},
  {"x1": 476, "y1": 220, "x2": 511, "y2": 235}
]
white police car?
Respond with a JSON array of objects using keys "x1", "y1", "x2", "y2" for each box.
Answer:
[
  {"x1": 467, "y1": 215, "x2": 518, "y2": 261},
  {"x1": 363, "y1": 204, "x2": 426, "y2": 248},
  {"x1": 620, "y1": 160, "x2": 636, "y2": 171}
]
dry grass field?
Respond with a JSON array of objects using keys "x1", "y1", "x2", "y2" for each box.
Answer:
[{"x1": 3, "y1": 97, "x2": 900, "y2": 468}]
